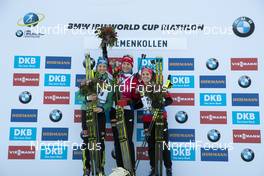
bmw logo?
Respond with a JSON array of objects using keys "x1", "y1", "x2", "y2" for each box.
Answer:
[
  {"x1": 233, "y1": 17, "x2": 255, "y2": 37},
  {"x1": 238, "y1": 75, "x2": 251, "y2": 88},
  {"x1": 80, "y1": 131, "x2": 88, "y2": 140},
  {"x1": 206, "y1": 58, "x2": 219, "y2": 70},
  {"x1": 16, "y1": 30, "x2": 23, "y2": 37},
  {"x1": 111, "y1": 149, "x2": 116, "y2": 159},
  {"x1": 241, "y1": 148, "x2": 255, "y2": 162},
  {"x1": 19, "y1": 91, "x2": 32, "y2": 104},
  {"x1": 83, "y1": 57, "x2": 95, "y2": 69},
  {"x1": 82, "y1": 59, "x2": 86, "y2": 68},
  {"x1": 49, "y1": 109, "x2": 62, "y2": 122},
  {"x1": 207, "y1": 129, "x2": 221, "y2": 142},
  {"x1": 175, "y1": 111, "x2": 188, "y2": 123}
]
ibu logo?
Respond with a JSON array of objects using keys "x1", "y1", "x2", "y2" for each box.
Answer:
[
  {"x1": 200, "y1": 93, "x2": 226, "y2": 106},
  {"x1": 170, "y1": 75, "x2": 194, "y2": 88},
  {"x1": 232, "y1": 111, "x2": 260, "y2": 125},
  {"x1": 171, "y1": 147, "x2": 195, "y2": 161},
  {"x1": 44, "y1": 74, "x2": 70, "y2": 87},
  {"x1": 136, "y1": 128, "x2": 145, "y2": 142},
  {"x1": 9, "y1": 127, "x2": 36, "y2": 141},
  {"x1": 14, "y1": 56, "x2": 40, "y2": 68},
  {"x1": 40, "y1": 146, "x2": 67, "y2": 160}
]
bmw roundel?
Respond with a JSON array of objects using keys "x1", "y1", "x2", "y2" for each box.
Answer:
[
  {"x1": 80, "y1": 131, "x2": 87, "y2": 140},
  {"x1": 207, "y1": 129, "x2": 221, "y2": 142},
  {"x1": 241, "y1": 148, "x2": 255, "y2": 162},
  {"x1": 238, "y1": 75, "x2": 251, "y2": 88},
  {"x1": 83, "y1": 57, "x2": 95, "y2": 69},
  {"x1": 206, "y1": 58, "x2": 219, "y2": 70},
  {"x1": 19, "y1": 91, "x2": 32, "y2": 104},
  {"x1": 175, "y1": 111, "x2": 188, "y2": 123},
  {"x1": 16, "y1": 30, "x2": 23, "y2": 37},
  {"x1": 233, "y1": 17, "x2": 255, "y2": 37},
  {"x1": 111, "y1": 149, "x2": 116, "y2": 159},
  {"x1": 49, "y1": 109, "x2": 63, "y2": 122}
]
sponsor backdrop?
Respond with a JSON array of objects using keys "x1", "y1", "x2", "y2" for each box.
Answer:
[{"x1": 0, "y1": 0, "x2": 264, "y2": 176}]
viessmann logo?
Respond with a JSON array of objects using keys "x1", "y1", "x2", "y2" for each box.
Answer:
[
  {"x1": 171, "y1": 93, "x2": 195, "y2": 106},
  {"x1": 233, "y1": 130, "x2": 261, "y2": 143},
  {"x1": 43, "y1": 91, "x2": 70, "y2": 104},
  {"x1": 231, "y1": 58, "x2": 258, "y2": 70},
  {"x1": 136, "y1": 147, "x2": 149, "y2": 160},
  {"x1": 8, "y1": 146, "x2": 36, "y2": 159},
  {"x1": 105, "y1": 128, "x2": 114, "y2": 141},
  {"x1": 74, "y1": 109, "x2": 81, "y2": 123},
  {"x1": 13, "y1": 73, "x2": 40, "y2": 86},
  {"x1": 11, "y1": 109, "x2": 38, "y2": 122},
  {"x1": 200, "y1": 111, "x2": 227, "y2": 124}
]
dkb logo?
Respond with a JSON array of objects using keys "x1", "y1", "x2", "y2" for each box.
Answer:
[
  {"x1": 232, "y1": 111, "x2": 260, "y2": 125},
  {"x1": 44, "y1": 74, "x2": 71, "y2": 87},
  {"x1": 170, "y1": 75, "x2": 194, "y2": 88},
  {"x1": 14, "y1": 56, "x2": 40, "y2": 68},
  {"x1": 40, "y1": 146, "x2": 67, "y2": 160},
  {"x1": 9, "y1": 127, "x2": 36, "y2": 141},
  {"x1": 137, "y1": 57, "x2": 163, "y2": 71},
  {"x1": 171, "y1": 147, "x2": 195, "y2": 161},
  {"x1": 200, "y1": 93, "x2": 226, "y2": 106}
]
